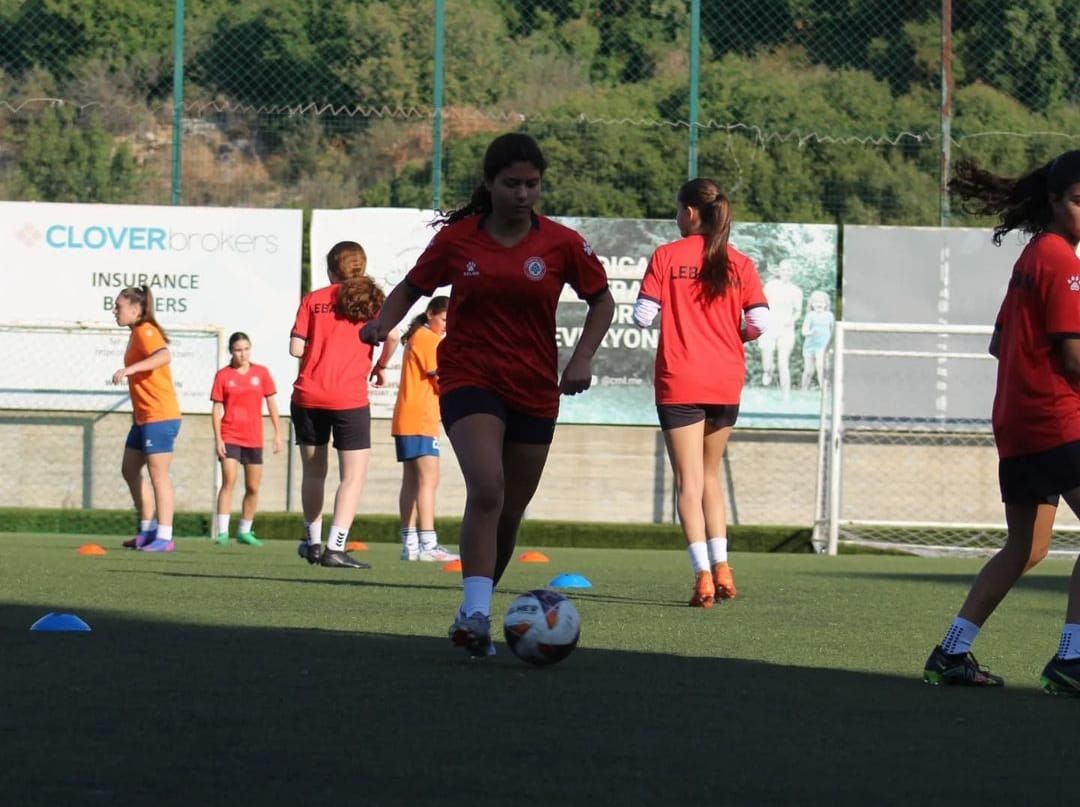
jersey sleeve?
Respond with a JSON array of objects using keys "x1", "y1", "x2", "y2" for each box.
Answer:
[
  {"x1": 291, "y1": 293, "x2": 313, "y2": 340},
  {"x1": 638, "y1": 247, "x2": 665, "y2": 304},
  {"x1": 739, "y1": 255, "x2": 769, "y2": 310},
  {"x1": 258, "y1": 365, "x2": 277, "y2": 396},
  {"x1": 563, "y1": 232, "x2": 609, "y2": 301},
  {"x1": 210, "y1": 368, "x2": 227, "y2": 402},
  {"x1": 1041, "y1": 241, "x2": 1080, "y2": 336},
  {"x1": 133, "y1": 324, "x2": 167, "y2": 358},
  {"x1": 406, "y1": 229, "x2": 454, "y2": 295}
]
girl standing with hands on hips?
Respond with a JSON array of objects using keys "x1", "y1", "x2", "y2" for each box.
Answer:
[
  {"x1": 634, "y1": 178, "x2": 770, "y2": 608},
  {"x1": 292, "y1": 240, "x2": 399, "y2": 569},
  {"x1": 210, "y1": 332, "x2": 282, "y2": 546},
  {"x1": 923, "y1": 150, "x2": 1080, "y2": 693},
  {"x1": 362, "y1": 133, "x2": 614, "y2": 657},
  {"x1": 113, "y1": 285, "x2": 182, "y2": 553},
  {"x1": 392, "y1": 296, "x2": 459, "y2": 563}
]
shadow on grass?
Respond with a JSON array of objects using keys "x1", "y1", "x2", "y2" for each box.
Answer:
[
  {"x1": 1, "y1": 602, "x2": 1073, "y2": 807},
  {"x1": 813, "y1": 569, "x2": 1073, "y2": 595}
]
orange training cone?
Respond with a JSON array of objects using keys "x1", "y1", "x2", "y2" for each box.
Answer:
[
  {"x1": 442, "y1": 559, "x2": 462, "y2": 572},
  {"x1": 518, "y1": 551, "x2": 549, "y2": 563},
  {"x1": 77, "y1": 543, "x2": 107, "y2": 556},
  {"x1": 346, "y1": 541, "x2": 368, "y2": 551}
]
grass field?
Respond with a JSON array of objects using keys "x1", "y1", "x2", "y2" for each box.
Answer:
[{"x1": 2, "y1": 532, "x2": 1076, "y2": 806}]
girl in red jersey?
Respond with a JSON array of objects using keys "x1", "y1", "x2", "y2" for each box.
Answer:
[
  {"x1": 633, "y1": 178, "x2": 771, "y2": 608},
  {"x1": 112, "y1": 285, "x2": 182, "y2": 553},
  {"x1": 922, "y1": 150, "x2": 1080, "y2": 693},
  {"x1": 392, "y1": 296, "x2": 459, "y2": 563},
  {"x1": 210, "y1": 332, "x2": 282, "y2": 547},
  {"x1": 292, "y1": 241, "x2": 399, "y2": 570},
  {"x1": 362, "y1": 133, "x2": 615, "y2": 657}
]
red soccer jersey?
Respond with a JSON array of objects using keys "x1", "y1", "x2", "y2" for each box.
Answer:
[
  {"x1": 291, "y1": 284, "x2": 376, "y2": 410},
  {"x1": 210, "y1": 363, "x2": 277, "y2": 448},
  {"x1": 406, "y1": 214, "x2": 609, "y2": 418},
  {"x1": 992, "y1": 233, "x2": 1080, "y2": 457},
  {"x1": 638, "y1": 235, "x2": 768, "y2": 405}
]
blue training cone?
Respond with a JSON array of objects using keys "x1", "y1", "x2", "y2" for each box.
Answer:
[
  {"x1": 30, "y1": 612, "x2": 92, "y2": 632},
  {"x1": 549, "y1": 573, "x2": 593, "y2": 589}
]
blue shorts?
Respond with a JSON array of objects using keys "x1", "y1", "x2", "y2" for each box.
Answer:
[
  {"x1": 125, "y1": 419, "x2": 181, "y2": 455},
  {"x1": 394, "y1": 435, "x2": 440, "y2": 462}
]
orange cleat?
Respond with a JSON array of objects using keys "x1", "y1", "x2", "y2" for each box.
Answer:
[
  {"x1": 689, "y1": 570, "x2": 715, "y2": 609},
  {"x1": 712, "y1": 562, "x2": 737, "y2": 600}
]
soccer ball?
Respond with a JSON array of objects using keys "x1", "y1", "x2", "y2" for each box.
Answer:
[{"x1": 503, "y1": 589, "x2": 581, "y2": 666}]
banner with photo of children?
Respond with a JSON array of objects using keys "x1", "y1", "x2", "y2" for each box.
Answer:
[{"x1": 553, "y1": 216, "x2": 839, "y2": 429}]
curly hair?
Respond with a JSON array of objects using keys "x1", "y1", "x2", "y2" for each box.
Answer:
[{"x1": 336, "y1": 275, "x2": 385, "y2": 323}]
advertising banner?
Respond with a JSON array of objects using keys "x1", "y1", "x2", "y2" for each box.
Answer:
[
  {"x1": 0, "y1": 202, "x2": 303, "y2": 414},
  {"x1": 311, "y1": 208, "x2": 838, "y2": 427}
]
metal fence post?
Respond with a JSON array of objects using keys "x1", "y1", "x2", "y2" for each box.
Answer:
[
  {"x1": 171, "y1": 0, "x2": 185, "y2": 205},
  {"x1": 687, "y1": 0, "x2": 700, "y2": 180},
  {"x1": 431, "y1": 0, "x2": 445, "y2": 211}
]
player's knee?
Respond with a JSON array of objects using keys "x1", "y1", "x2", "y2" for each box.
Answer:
[{"x1": 466, "y1": 481, "x2": 503, "y2": 514}]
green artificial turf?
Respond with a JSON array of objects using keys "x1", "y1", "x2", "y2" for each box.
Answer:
[{"x1": 2, "y1": 533, "x2": 1076, "y2": 805}]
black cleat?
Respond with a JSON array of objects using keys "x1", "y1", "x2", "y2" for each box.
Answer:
[
  {"x1": 1040, "y1": 656, "x2": 1080, "y2": 696},
  {"x1": 298, "y1": 541, "x2": 323, "y2": 566},
  {"x1": 320, "y1": 549, "x2": 371, "y2": 569},
  {"x1": 923, "y1": 645, "x2": 1003, "y2": 687}
]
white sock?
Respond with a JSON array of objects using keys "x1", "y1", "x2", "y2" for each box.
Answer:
[
  {"x1": 305, "y1": 519, "x2": 323, "y2": 544},
  {"x1": 419, "y1": 530, "x2": 438, "y2": 550},
  {"x1": 215, "y1": 514, "x2": 230, "y2": 535},
  {"x1": 139, "y1": 519, "x2": 153, "y2": 534},
  {"x1": 149, "y1": 518, "x2": 159, "y2": 533},
  {"x1": 462, "y1": 576, "x2": 494, "y2": 618},
  {"x1": 401, "y1": 528, "x2": 419, "y2": 551},
  {"x1": 707, "y1": 537, "x2": 728, "y2": 564},
  {"x1": 1057, "y1": 624, "x2": 1080, "y2": 660},
  {"x1": 687, "y1": 541, "x2": 710, "y2": 574},
  {"x1": 238, "y1": 519, "x2": 253, "y2": 535},
  {"x1": 156, "y1": 525, "x2": 173, "y2": 542},
  {"x1": 941, "y1": 617, "x2": 980, "y2": 654},
  {"x1": 328, "y1": 525, "x2": 348, "y2": 552}
]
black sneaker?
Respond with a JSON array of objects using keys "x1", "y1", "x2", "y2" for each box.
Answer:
[
  {"x1": 320, "y1": 549, "x2": 371, "y2": 569},
  {"x1": 923, "y1": 645, "x2": 1003, "y2": 687},
  {"x1": 298, "y1": 541, "x2": 323, "y2": 566},
  {"x1": 1040, "y1": 656, "x2": 1080, "y2": 695}
]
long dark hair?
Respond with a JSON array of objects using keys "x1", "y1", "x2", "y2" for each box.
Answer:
[
  {"x1": 403, "y1": 295, "x2": 450, "y2": 343},
  {"x1": 117, "y1": 285, "x2": 169, "y2": 342},
  {"x1": 435, "y1": 133, "x2": 548, "y2": 227},
  {"x1": 326, "y1": 240, "x2": 385, "y2": 322},
  {"x1": 949, "y1": 150, "x2": 1080, "y2": 246},
  {"x1": 679, "y1": 178, "x2": 734, "y2": 298}
]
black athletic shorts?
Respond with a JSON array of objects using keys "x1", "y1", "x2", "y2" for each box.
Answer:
[
  {"x1": 440, "y1": 386, "x2": 556, "y2": 445},
  {"x1": 290, "y1": 403, "x2": 371, "y2": 450},
  {"x1": 657, "y1": 403, "x2": 740, "y2": 431},
  {"x1": 223, "y1": 444, "x2": 263, "y2": 465},
  {"x1": 998, "y1": 439, "x2": 1080, "y2": 505}
]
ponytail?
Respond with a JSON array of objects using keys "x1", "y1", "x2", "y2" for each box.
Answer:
[
  {"x1": 950, "y1": 150, "x2": 1080, "y2": 246},
  {"x1": 336, "y1": 276, "x2": 385, "y2": 323},
  {"x1": 679, "y1": 178, "x2": 733, "y2": 299},
  {"x1": 402, "y1": 295, "x2": 450, "y2": 343},
  {"x1": 117, "y1": 285, "x2": 169, "y2": 342}
]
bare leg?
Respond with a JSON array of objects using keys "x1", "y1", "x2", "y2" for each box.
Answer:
[
  {"x1": 399, "y1": 461, "x2": 419, "y2": 530},
  {"x1": 298, "y1": 444, "x2": 328, "y2": 523},
  {"x1": 701, "y1": 425, "x2": 732, "y2": 540},
  {"x1": 414, "y1": 454, "x2": 441, "y2": 533},
  {"x1": 145, "y1": 452, "x2": 175, "y2": 526},
  {"x1": 492, "y1": 441, "x2": 550, "y2": 585},
  {"x1": 957, "y1": 501, "x2": 1055, "y2": 625},
  {"x1": 331, "y1": 448, "x2": 370, "y2": 529},
  {"x1": 445, "y1": 414, "x2": 506, "y2": 579},
  {"x1": 121, "y1": 448, "x2": 153, "y2": 521},
  {"x1": 663, "y1": 421, "x2": 707, "y2": 544},
  {"x1": 216, "y1": 458, "x2": 239, "y2": 517},
  {"x1": 241, "y1": 463, "x2": 262, "y2": 522}
]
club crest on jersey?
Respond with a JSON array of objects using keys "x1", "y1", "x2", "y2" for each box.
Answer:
[
  {"x1": 1068, "y1": 275, "x2": 1080, "y2": 292},
  {"x1": 523, "y1": 256, "x2": 547, "y2": 281},
  {"x1": 464, "y1": 260, "x2": 480, "y2": 277}
]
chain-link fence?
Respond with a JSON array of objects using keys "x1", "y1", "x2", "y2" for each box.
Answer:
[{"x1": 2, "y1": 1, "x2": 1078, "y2": 225}]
